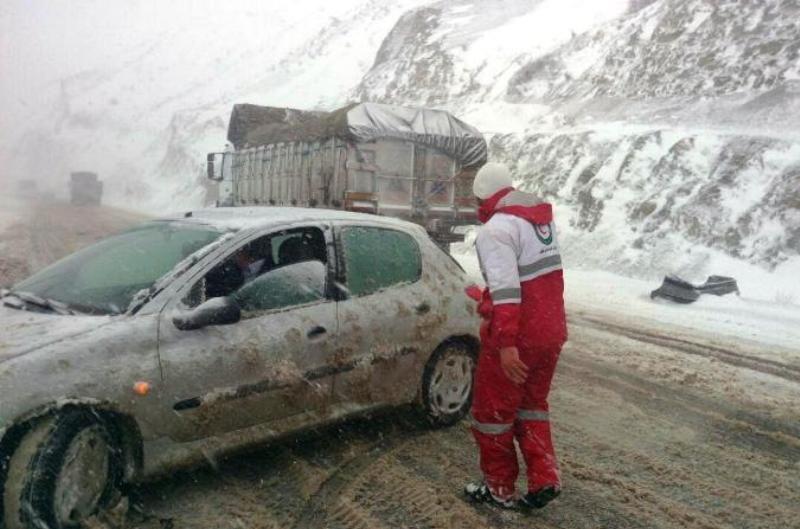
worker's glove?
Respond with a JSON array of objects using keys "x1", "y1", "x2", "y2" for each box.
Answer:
[
  {"x1": 465, "y1": 284, "x2": 483, "y2": 302},
  {"x1": 499, "y1": 346, "x2": 528, "y2": 386}
]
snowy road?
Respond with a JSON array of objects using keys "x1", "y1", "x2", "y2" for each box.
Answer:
[
  {"x1": 124, "y1": 321, "x2": 799, "y2": 529},
  {"x1": 0, "y1": 198, "x2": 148, "y2": 287},
  {"x1": 1, "y1": 203, "x2": 798, "y2": 529}
]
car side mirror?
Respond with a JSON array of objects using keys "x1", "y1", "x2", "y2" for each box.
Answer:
[{"x1": 173, "y1": 297, "x2": 241, "y2": 331}]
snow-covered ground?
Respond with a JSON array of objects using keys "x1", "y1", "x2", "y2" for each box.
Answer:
[
  {"x1": 452, "y1": 245, "x2": 800, "y2": 357},
  {"x1": 564, "y1": 270, "x2": 800, "y2": 354}
]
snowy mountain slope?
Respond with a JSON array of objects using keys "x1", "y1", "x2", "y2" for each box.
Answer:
[
  {"x1": 354, "y1": 0, "x2": 630, "y2": 108},
  {"x1": 353, "y1": 0, "x2": 799, "y2": 285},
  {"x1": 491, "y1": 129, "x2": 800, "y2": 274},
  {"x1": 506, "y1": 0, "x2": 800, "y2": 132},
  {"x1": 486, "y1": 0, "x2": 800, "y2": 274},
  {"x1": 511, "y1": 0, "x2": 800, "y2": 100}
]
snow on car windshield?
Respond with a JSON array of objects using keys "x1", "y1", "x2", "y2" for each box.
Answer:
[{"x1": 12, "y1": 222, "x2": 224, "y2": 314}]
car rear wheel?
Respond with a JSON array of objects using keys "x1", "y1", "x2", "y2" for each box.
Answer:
[
  {"x1": 420, "y1": 341, "x2": 477, "y2": 427},
  {"x1": 3, "y1": 410, "x2": 122, "y2": 529}
]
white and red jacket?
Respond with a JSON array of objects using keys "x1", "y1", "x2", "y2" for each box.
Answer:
[{"x1": 475, "y1": 188, "x2": 567, "y2": 350}]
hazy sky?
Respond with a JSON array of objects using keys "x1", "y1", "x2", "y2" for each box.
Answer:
[
  {"x1": 0, "y1": 0, "x2": 628, "y2": 106},
  {"x1": 0, "y1": 0, "x2": 363, "y2": 109}
]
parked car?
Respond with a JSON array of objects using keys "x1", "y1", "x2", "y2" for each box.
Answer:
[{"x1": 0, "y1": 207, "x2": 480, "y2": 529}]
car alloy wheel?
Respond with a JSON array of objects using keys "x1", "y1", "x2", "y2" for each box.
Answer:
[{"x1": 421, "y1": 341, "x2": 476, "y2": 427}]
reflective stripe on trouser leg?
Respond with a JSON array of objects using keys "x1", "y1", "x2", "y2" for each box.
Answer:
[
  {"x1": 517, "y1": 409, "x2": 549, "y2": 421},
  {"x1": 470, "y1": 420, "x2": 517, "y2": 501},
  {"x1": 470, "y1": 413, "x2": 513, "y2": 435}
]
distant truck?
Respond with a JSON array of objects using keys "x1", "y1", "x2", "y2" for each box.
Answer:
[
  {"x1": 69, "y1": 171, "x2": 103, "y2": 206},
  {"x1": 207, "y1": 102, "x2": 488, "y2": 246}
]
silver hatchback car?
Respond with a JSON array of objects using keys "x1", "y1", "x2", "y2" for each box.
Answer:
[{"x1": 0, "y1": 207, "x2": 480, "y2": 529}]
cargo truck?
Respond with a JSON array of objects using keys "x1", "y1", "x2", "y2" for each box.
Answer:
[
  {"x1": 207, "y1": 102, "x2": 487, "y2": 246},
  {"x1": 69, "y1": 171, "x2": 103, "y2": 206}
]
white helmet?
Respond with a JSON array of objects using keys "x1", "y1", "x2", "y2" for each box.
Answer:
[{"x1": 473, "y1": 162, "x2": 513, "y2": 199}]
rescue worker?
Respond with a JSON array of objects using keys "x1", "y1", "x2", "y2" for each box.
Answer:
[{"x1": 464, "y1": 162, "x2": 567, "y2": 510}]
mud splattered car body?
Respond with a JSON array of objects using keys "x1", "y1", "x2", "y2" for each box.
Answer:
[{"x1": 0, "y1": 207, "x2": 479, "y2": 528}]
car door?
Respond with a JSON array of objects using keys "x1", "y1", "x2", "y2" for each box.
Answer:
[
  {"x1": 156, "y1": 223, "x2": 339, "y2": 441},
  {"x1": 330, "y1": 222, "x2": 437, "y2": 411}
]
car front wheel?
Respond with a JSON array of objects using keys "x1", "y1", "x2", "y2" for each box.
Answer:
[
  {"x1": 3, "y1": 410, "x2": 123, "y2": 529},
  {"x1": 420, "y1": 341, "x2": 477, "y2": 427}
]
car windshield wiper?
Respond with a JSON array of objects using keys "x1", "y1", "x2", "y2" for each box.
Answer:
[{"x1": 0, "y1": 289, "x2": 76, "y2": 315}]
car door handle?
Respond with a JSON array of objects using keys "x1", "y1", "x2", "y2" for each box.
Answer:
[
  {"x1": 307, "y1": 326, "x2": 327, "y2": 339},
  {"x1": 416, "y1": 302, "x2": 431, "y2": 315}
]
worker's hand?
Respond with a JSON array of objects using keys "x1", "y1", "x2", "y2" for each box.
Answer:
[{"x1": 499, "y1": 347, "x2": 528, "y2": 385}]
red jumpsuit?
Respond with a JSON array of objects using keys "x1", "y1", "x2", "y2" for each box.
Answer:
[{"x1": 471, "y1": 187, "x2": 568, "y2": 500}]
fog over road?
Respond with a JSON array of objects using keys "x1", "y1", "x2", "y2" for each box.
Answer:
[
  {"x1": 0, "y1": 198, "x2": 148, "y2": 287},
  {"x1": 1, "y1": 202, "x2": 797, "y2": 529}
]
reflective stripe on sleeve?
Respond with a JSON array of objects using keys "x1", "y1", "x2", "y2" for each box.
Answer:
[
  {"x1": 518, "y1": 254, "x2": 562, "y2": 280},
  {"x1": 470, "y1": 414, "x2": 513, "y2": 435},
  {"x1": 517, "y1": 409, "x2": 549, "y2": 421},
  {"x1": 491, "y1": 288, "x2": 521, "y2": 303}
]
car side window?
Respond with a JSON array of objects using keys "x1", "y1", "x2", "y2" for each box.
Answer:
[
  {"x1": 234, "y1": 261, "x2": 327, "y2": 312},
  {"x1": 341, "y1": 226, "x2": 421, "y2": 297},
  {"x1": 185, "y1": 226, "x2": 327, "y2": 310}
]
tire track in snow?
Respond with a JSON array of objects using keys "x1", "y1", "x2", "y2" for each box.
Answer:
[
  {"x1": 290, "y1": 414, "x2": 427, "y2": 529},
  {"x1": 570, "y1": 314, "x2": 800, "y2": 384}
]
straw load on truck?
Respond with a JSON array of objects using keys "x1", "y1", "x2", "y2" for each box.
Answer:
[{"x1": 207, "y1": 102, "x2": 488, "y2": 246}]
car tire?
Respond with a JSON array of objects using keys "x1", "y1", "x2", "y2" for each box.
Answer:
[
  {"x1": 3, "y1": 410, "x2": 123, "y2": 529},
  {"x1": 420, "y1": 341, "x2": 477, "y2": 427}
]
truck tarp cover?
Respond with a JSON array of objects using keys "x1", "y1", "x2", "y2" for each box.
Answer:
[{"x1": 227, "y1": 102, "x2": 488, "y2": 168}]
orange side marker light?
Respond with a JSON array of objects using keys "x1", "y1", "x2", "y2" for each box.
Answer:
[{"x1": 133, "y1": 381, "x2": 151, "y2": 396}]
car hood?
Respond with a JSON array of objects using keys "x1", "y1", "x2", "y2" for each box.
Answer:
[{"x1": 0, "y1": 305, "x2": 115, "y2": 361}]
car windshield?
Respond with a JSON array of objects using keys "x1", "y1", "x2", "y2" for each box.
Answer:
[{"x1": 12, "y1": 222, "x2": 224, "y2": 315}]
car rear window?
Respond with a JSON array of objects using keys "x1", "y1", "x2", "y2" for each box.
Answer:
[{"x1": 341, "y1": 226, "x2": 421, "y2": 297}]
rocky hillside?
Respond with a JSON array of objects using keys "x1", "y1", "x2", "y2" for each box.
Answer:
[
  {"x1": 356, "y1": 0, "x2": 799, "y2": 277},
  {"x1": 498, "y1": 0, "x2": 800, "y2": 274},
  {"x1": 355, "y1": 0, "x2": 630, "y2": 108},
  {"x1": 492, "y1": 130, "x2": 799, "y2": 276},
  {"x1": 506, "y1": 0, "x2": 800, "y2": 131}
]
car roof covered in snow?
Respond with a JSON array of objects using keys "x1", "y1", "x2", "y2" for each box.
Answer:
[{"x1": 161, "y1": 207, "x2": 424, "y2": 233}]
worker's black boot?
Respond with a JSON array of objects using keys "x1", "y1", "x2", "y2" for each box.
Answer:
[
  {"x1": 520, "y1": 486, "x2": 560, "y2": 510},
  {"x1": 464, "y1": 482, "x2": 517, "y2": 509}
]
